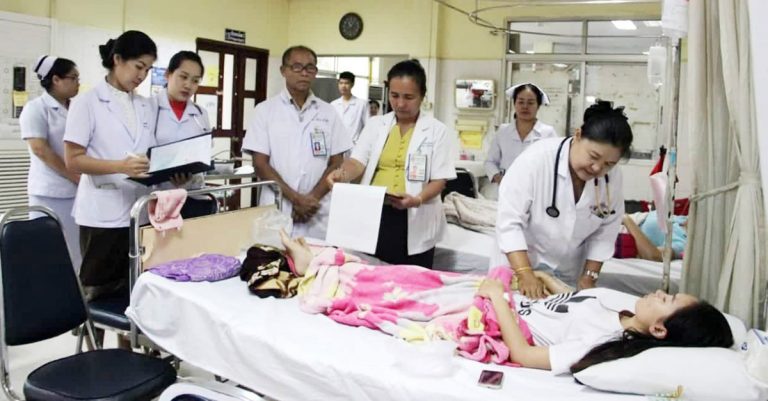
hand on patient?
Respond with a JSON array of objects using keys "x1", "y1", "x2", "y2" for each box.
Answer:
[
  {"x1": 517, "y1": 270, "x2": 548, "y2": 299},
  {"x1": 279, "y1": 229, "x2": 313, "y2": 276}
]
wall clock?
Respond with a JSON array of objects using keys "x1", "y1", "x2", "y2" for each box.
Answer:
[{"x1": 339, "y1": 12, "x2": 363, "y2": 40}]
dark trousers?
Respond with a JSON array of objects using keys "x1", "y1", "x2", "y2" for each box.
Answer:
[
  {"x1": 79, "y1": 226, "x2": 129, "y2": 293},
  {"x1": 374, "y1": 204, "x2": 435, "y2": 268}
]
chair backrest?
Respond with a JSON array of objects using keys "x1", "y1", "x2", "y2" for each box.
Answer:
[
  {"x1": 441, "y1": 168, "x2": 477, "y2": 199},
  {"x1": 0, "y1": 212, "x2": 87, "y2": 346},
  {"x1": 180, "y1": 196, "x2": 219, "y2": 219}
]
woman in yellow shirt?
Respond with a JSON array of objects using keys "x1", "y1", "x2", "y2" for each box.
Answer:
[{"x1": 327, "y1": 60, "x2": 456, "y2": 267}]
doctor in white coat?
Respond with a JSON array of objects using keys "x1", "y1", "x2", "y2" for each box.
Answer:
[
  {"x1": 483, "y1": 83, "x2": 556, "y2": 199},
  {"x1": 495, "y1": 101, "x2": 632, "y2": 298},
  {"x1": 64, "y1": 30, "x2": 157, "y2": 300},
  {"x1": 20, "y1": 55, "x2": 82, "y2": 270},
  {"x1": 330, "y1": 71, "x2": 367, "y2": 143},
  {"x1": 153, "y1": 50, "x2": 211, "y2": 190},
  {"x1": 242, "y1": 45, "x2": 352, "y2": 239},
  {"x1": 327, "y1": 59, "x2": 456, "y2": 267}
]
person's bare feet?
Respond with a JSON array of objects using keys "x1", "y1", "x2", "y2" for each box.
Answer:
[{"x1": 279, "y1": 230, "x2": 313, "y2": 276}]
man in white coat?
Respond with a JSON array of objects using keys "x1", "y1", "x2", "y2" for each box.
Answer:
[
  {"x1": 330, "y1": 71, "x2": 367, "y2": 143},
  {"x1": 242, "y1": 45, "x2": 352, "y2": 239}
]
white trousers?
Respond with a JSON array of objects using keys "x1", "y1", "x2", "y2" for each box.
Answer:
[{"x1": 29, "y1": 195, "x2": 82, "y2": 273}]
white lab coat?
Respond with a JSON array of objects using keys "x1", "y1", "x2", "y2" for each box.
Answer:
[
  {"x1": 20, "y1": 91, "x2": 82, "y2": 270},
  {"x1": 152, "y1": 88, "x2": 211, "y2": 190},
  {"x1": 484, "y1": 120, "x2": 557, "y2": 178},
  {"x1": 331, "y1": 95, "x2": 367, "y2": 143},
  {"x1": 64, "y1": 79, "x2": 157, "y2": 228},
  {"x1": 242, "y1": 89, "x2": 352, "y2": 239},
  {"x1": 494, "y1": 137, "x2": 624, "y2": 286},
  {"x1": 352, "y1": 112, "x2": 457, "y2": 255}
]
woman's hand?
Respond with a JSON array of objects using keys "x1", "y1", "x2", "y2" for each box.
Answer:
[
  {"x1": 477, "y1": 278, "x2": 505, "y2": 300},
  {"x1": 578, "y1": 275, "x2": 597, "y2": 290},
  {"x1": 121, "y1": 154, "x2": 150, "y2": 178},
  {"x1": 326, "y1": 168, "x2": 348, "y2": 190},
  {"x1": 517, "y1": 270, "x2": 547, "y2": 299},
  {"x1": 169, "y1": 173, "x2": 192, "y2": 188},
  {"x1": 387, "y1": 193, "x2": 422, "y2": 210}
]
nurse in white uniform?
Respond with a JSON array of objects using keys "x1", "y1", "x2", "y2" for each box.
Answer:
[
  {"x1": 64, "y1": 30, "x2": 157, "y2": 300},
  {"x1": 20, "y1": 55, "x2": 82, "y2": 270},
  {"x1": 153, "y1": 50, "x2": 211, "y2": 190},
  {"x1": 242, "y1": 45, "x2": 352, "y2": 239},
  {"x1": 483, "y1": 83, "x2": 557, "y2": 200},
  {"x1": 327, "y1": 60, "x2": 456, "y2": 267},
  {"x1": 496, "y1": 100, "x2": 632, "y2": 298}
]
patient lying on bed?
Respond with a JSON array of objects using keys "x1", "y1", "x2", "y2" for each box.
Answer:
[{"x1": 240, "y1": 232, "x2": 733, "y2": 375}]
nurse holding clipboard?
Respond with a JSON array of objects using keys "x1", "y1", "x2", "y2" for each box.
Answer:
[{"x1": 495, "y1": 100, "x2": 633, "y2": 298}]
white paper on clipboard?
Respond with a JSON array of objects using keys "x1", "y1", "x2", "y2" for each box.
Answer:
[{"x1": 325, "y1": 183, "x2": 385, "y2": 253}]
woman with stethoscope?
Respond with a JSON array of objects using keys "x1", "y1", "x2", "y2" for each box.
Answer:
[
  {"x1": 494, "y1": 100, "x2": 632, "y2": 298},
  {"x1": 153, "y1": 50, "x2": 211, "y2": 190},
  {"x1": 326, "y1": 59, "x2": 456, "y2": 267},
  {"x1": 483, "y1": 83, "x2": 556, "y2": 200},
  {"x1": 64, "y1": 30, "x2": 157, "y2": 301},
  {"x1": 19, "y1": 55, "x2": 82, "y2": 270}
]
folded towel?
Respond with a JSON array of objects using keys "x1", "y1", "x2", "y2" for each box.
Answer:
[{"x1": 148, "y1": 188, "x2": 188, "y2": 231}]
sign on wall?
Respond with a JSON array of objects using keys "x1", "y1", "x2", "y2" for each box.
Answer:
[{"x1": 225, "y1": 29, "x2": 245, "y2": 44}]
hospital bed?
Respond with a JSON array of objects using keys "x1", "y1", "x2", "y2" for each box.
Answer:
[
  {"x1": 435, "y1": 222, "x2": 682, "y2": 296},
  {"x1": 124, "y1": 183, "x2": 646, "y2": 401}
]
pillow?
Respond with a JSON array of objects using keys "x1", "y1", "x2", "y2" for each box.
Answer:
[
  {"x1": 573, "y1": 347, "x2": 768, "y2": 401},
  {"x1": 724, "y1": 312, "x2": 748, "y2": 350}
]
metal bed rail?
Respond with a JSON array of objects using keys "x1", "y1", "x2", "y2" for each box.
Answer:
[{"x1": 127, "y1": 180, "x2": 282, "y2": 346}]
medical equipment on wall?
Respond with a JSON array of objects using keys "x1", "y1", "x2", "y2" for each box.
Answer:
[
  {"x1": 456, "y1": 118, "x2": 489, "y2": 161},
  {"x1": 545, "y1": 137, "x2": 613, "y2": 219}
]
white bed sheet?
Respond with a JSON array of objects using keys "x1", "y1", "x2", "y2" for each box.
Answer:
[
  {"x1": 127, "y1": 273, "x2": 643, "y2": 401},
  {"x1": 436, "y1": 223, "x2": 681, "y2": 296}
]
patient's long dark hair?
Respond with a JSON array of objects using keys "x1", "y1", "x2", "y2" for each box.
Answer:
[{"x1": 570, "y1": 302, "x2": 733, "y2": 373}]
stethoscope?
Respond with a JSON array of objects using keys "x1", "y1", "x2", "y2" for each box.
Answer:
[{"x1": 545, "y1": 137, "x2": 615, "y2": 219}]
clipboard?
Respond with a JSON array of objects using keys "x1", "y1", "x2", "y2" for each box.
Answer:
[{"x1": 128, "y1": 133, "x2": 214, "y2": 186}]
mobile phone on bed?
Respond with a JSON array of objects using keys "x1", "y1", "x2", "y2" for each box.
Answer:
[{"x1": 478, "y1": 369, "x2": 504, "y2": 389}]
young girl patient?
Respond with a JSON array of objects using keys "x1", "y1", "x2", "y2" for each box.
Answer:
[{"x1": 240, "y1": 231, "x2": 733, "y2": 374}]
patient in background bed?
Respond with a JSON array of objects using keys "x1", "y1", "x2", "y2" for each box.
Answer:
[
  {"x1": 621, "y1": 210, "x2": 687, "y2": 261},
  {"x1": 245, "y1": 231, "x2": 731, "y2": 375}
]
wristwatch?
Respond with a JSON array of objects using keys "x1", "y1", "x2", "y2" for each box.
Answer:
[{"x1": 583, "y1": 270, "x2": 600, "y2": 281}]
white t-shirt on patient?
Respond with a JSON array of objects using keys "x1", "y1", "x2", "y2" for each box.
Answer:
[{"x1": 514, "y1": 288, "x2": 637, "y2": 375}]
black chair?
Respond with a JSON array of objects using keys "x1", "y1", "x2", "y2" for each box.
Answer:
[
  {"x1": 441, "y1": 167, "x2": 478, "y2": 200},
  {"x1": 0, "y1": 206, "x2": 176, "y2": 401}
]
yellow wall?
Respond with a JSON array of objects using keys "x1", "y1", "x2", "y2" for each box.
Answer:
[
  {"x1": 1, "y1": 0, "x2": 660, "y2": 59},
  {"x1": 287, "y1": 0, "x2": 438, "y2": 57},
  {"x1": 0, "y1": 0, "x2": 289, "y2": 53},
  {"x1": 437, "y1": 0, "x2": 661, "y2": 59}
]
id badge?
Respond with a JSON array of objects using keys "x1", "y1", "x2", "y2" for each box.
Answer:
[
  {"x1": 407, "y1": 153, "x2": 428, "y2": 182},
  {"x1": 310, "y1": 127, "x2": 327, "y2": 157}
]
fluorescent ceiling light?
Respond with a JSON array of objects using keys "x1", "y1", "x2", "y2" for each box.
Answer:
[
  {"x1": 612, "y1": 20, "x2": 637, "y2": 30},
  {"x1": 643, "y1": 21, "x2": 662, "y2": 27},
  {"x1": 525, "y1": 50, "x2": 535, "y2": 54},
  {"x1": 553, "y1": 63, "x2": 568, "y2": 68}
]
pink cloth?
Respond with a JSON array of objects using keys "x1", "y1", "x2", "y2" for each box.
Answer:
[
  {"x1": 455, "y1": 266, "x2": 534, "y2": 367},
  {"x1": 148, "y1": 189, "x2": 187, "y2": 231}
]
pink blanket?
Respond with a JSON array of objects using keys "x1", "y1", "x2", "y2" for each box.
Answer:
[{"x1": 299, "y1": 249, "x2": 534, "y2": 366}]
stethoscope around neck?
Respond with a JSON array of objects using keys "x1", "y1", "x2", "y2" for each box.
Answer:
[{"x1": 545, "y1": 137, "x2": 615, "y2": 219}]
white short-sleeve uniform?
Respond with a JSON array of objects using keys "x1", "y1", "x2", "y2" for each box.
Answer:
[
  {"x1": 352, "y1": 112, "x2": 457, "y2": 255},
  {"x1": 64, "y1": 79, "x2": 157, "y2": 228},
  {"x1": 514, "y1": 288, "x2": 636, "y2": 375},
  {"x1": 494, "y1": 137, "x2": 624, "y2": 286},
  {"x1": 331, "y1": 95, "x2": 367, "y2": 143},
  {"x1": 484, "y1": 120, "x2": 557, "y2": 178},
  {"x1": 19, "y1": 91, "x2": 81, "y2": 270},
  {"x1": 152, "y1": 88, "x2": 211, "y2": 190},
  {"x1": 241, "y1": 89, "x2": 352, "y2": 239}
]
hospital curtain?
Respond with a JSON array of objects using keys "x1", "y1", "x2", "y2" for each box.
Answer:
[{"x1": 683, "y1": 0, "x2": 766, "y2": 328}]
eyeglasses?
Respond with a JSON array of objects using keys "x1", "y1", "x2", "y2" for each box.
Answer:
[
  {"x1": 285, "y1": 63, "x2": 318, "y2": 74},
  {"x1": 63, "y1": 75, "x2": 80, "y2": 82}
]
